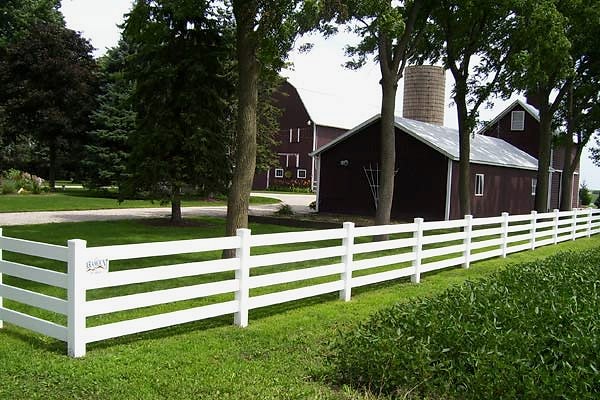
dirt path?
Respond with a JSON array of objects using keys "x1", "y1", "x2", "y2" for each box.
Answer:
[{"x1": 0, "y1": 193, "x2": 316, "y2": 226}]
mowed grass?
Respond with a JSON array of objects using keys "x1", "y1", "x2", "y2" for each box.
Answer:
[
  {"x1": 0, "y1": 189, "x2": 278, "y2": 212},
  {"x1": 1, "y1": 218, "x2": 599, "y2": 399}
]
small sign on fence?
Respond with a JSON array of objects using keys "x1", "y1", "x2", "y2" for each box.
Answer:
[{"x1": 86, "y1": 258, "x2": 109, "y2": 274}]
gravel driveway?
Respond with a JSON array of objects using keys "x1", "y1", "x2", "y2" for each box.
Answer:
[{"x1": 0, "y1": 192, "x2": 316, "y2": 226}]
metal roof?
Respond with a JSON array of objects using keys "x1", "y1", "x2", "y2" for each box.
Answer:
[{"x1": 311, "y1": 115, "x2": 539, "y2": 171}]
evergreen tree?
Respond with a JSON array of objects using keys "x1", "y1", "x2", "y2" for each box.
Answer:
[
  {"x1": 123, "y1": 0, "x2": 234, "y2": 223},
  {"x1": 82, "y1": 41, "x2": 135, "y2": 189}
]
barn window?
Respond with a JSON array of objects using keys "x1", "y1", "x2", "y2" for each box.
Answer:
[
  {"x1": 274, "y1": 168, "x2": 284, "y2": 178},
  {"x1": 475, "y1": 174, "x2": 484, "y2": 196},
  {"x1": 511, "y1": 110, "x2": 525, "y2": 131},
  {"x1": 531, "y1": 178, "x2": 537, "y2": 196},
  {"x1": 297, "y1": 169, "x2": 307, "y2": 179}
]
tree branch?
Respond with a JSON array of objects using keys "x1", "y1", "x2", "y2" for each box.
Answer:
[
  {"x1": 391, "y1": 1, "x2": 423, "y2": 73},
  {"x1": 550, "y1": 77, "x2": 573, "y2": 115}
]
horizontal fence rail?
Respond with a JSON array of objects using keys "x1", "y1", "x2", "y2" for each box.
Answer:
[
  {"x1": 0, "y1": 228, "x2": 69, "y2": 342},
  {"x1": 1, "y1": 209, "x2": 599, "y2": 357}
]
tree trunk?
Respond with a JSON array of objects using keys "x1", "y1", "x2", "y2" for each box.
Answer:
[
  {"x1": 48, "y1": 137, "x2": 57, "y2": 190},
  {"x1": 535, "y1": 105, "x2": 553, "y2": 212},
  {"x1": 559, "y1": 127, "x2": 576, "y2": 211},
  {"x1": 455, "y1": 85, "x2": 471, "y2": 217},
  {"x1": 559, "y1": 83, "x2": 580, "y2": 211},
  {"x1": 374, "y1": 76, "x2": 398, "y2": 239},
  {"x1": 170, "y1": 189, "x2": 182, "y2": 224},
  {"x1": 225, "y1": 2, "x2": 259, "y2": 256}
]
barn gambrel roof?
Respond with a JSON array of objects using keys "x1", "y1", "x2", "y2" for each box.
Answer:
[{"x1": 311, "y1": 114, "x2": 539, "y2": 171}]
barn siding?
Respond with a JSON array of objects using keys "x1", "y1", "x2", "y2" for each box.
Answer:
[
  {"x1": 479, "y1": 102, "x2": 583, "y2": 209},
  {"x1": 318, "y1": 121, "x2": 447, "y2": 221},
  {"x1": 253, "y1": 82, "x2": 346, "y2": 190},
  {"x1": 480, "y1": 104, "x2": 540, "y2": 159},
  {"x1": 316, "y1": 125, "x2": 347, "y2": 149},
  {"x1": 449, "y1": 162, "x2": 537, "y2": 219}
]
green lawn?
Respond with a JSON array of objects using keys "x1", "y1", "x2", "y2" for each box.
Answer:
[
  {"x1": 0, "y1": 218, "x2": 599, "y2": 399},
  {"x1": 0, "y1": 189, "x2": 278, "y2": 212}
]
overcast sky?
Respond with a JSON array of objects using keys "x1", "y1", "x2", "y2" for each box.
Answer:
[{"x1": 60, "y1": 0, "x2": 600, "y2": 189}]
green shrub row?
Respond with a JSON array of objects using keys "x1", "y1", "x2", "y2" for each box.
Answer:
[
  {"x1": 0, "y1": 169, "x2": 46, "y2": 194},
  {"x1": 327, "y1": 248, "x2": 600, "y2": 399}
]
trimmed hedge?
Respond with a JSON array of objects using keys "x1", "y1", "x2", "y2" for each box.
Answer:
[{"x1": 327, "y1": 249, "x2": 600, "y2": 399}]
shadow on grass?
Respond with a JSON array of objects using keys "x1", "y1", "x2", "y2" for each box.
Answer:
[
  {"x1": 87, "y1": 292, "x2": 342, "y2": 353},
  {"x1": 2, "y1": 265, "x2": 481, "y2": 357},
  {"x1": 1, "y1": 327, "x2": 66, "y2": 355}
]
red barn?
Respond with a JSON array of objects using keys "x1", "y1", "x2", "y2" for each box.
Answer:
[
  {"x1": 252, "y1": 81, "x2": 377, "y2": 191},
  {"x1": 477, "y1": 99, "x2": 580, "y2": 209},
  {"x1": 311, "y1": 115, "x2": 540, "y2": 221}
]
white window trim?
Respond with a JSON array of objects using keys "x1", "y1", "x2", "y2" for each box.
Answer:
[
  {"x1": 274, "y1": 168, "x2": 284, "y2": 178},
  {"x1": 475, "y1": 174, "x2": 484, "y2": 196},
  {"x1": 511, "y1": 110, "x2": 525, "y2": 131},
  {"x1": 531, "y1": 177, "x2": 537, "y2": 196},
  {"x1": 297, "y1": 169, "x2": 307, "y2": 179},
  {"x1": 278, "y1": 153, "x2": 299, "y2": 168}
]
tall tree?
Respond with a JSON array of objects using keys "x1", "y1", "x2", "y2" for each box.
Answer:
[
  {"x1": 555, "y1": 0, "x2": 600, "y2": 210},
  {"x1": 506, "y1": 0, "x2": 572, "y2": 212},
  {"x1": 0, "y1": 0, "x2": 64, "y2": 174},
  {"x1": 123, "y1": 0, "x2": 233, "y2": 223},
  {"x1": 226, "y1": 0, "x2": 315, "y2": 237},
  {"x1": 0, "y1": 21, "x2": 98, "y2": 188},
  {"x1": 0, "y1": 0, "x2": 63, "y2": 47},
  {"x1": 422, "y1": 0, "x2": 516, "y2": 216},
  {"x1": 328, "y1": 0, "x2": 433, "y2": 232},
  {"x1": 82, "y1": 41, "x2": 136, "y2": 189}
]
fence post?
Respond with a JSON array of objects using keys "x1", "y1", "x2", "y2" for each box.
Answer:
[
  {"x1": 463, "y1": 215, "x2": 473, "y2": 269},
  {"x1": 340, "y1": 222, "x2": 355, "y2": 301},
  {"x1": 587, "y1": 208, "x2": 593, "y2": 238},
  {"x1": 67, "y1": 239, "x2": 87, "y2": 358},
  {"x1": 501, "y1": 212, "x2": 509, "y2": 258},
  {"x1": 0, "y1": 227, "x2": 3, "y2": 330},
  {"x1": 571, "y1": 209, "x2": 577, "y2": 241},
  {"x1": 553, "y1": 209, "x2": 559, "y2": 244},
  {"x1": 411, "y1": 218, "x2": 424, "y2": 283},
  {"x1": 530, "y1": 211, "x2": 537, "y2": 250},
  {"x1": 234, "y1": 228, "x2": 251, "y2": 328}
]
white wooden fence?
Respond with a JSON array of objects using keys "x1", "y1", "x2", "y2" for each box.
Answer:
[{"x1": 1, "y1": 208, "x2": 599, "y2": 357}]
